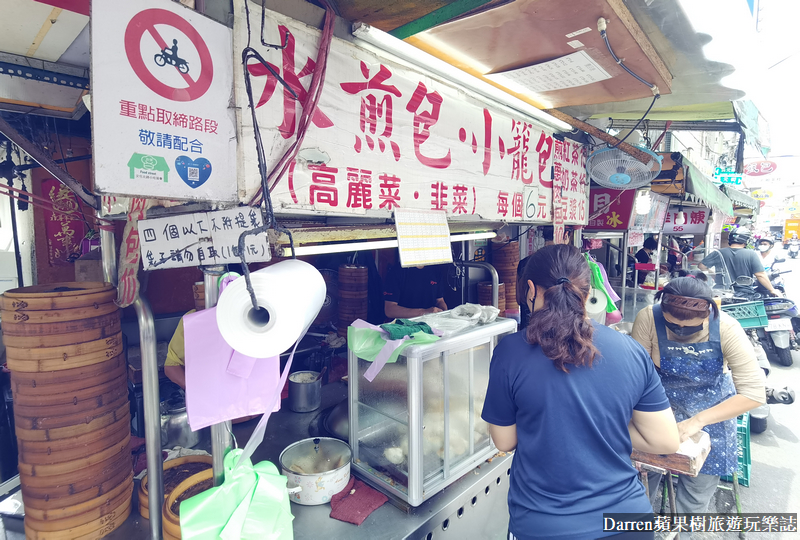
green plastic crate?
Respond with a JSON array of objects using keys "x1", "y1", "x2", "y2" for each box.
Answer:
[
  {"x1": 721, "y1": 413, "x2": 751, "y2": 487},
  {"x1": 721, "y1": 301, "x2": 768, "y2": 329}
]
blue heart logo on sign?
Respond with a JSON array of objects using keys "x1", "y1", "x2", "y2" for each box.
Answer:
[{"x1": 175, "y1": 156, "x2": 212, "y2": 189}]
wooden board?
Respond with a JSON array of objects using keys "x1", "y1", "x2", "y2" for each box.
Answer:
[{"x1": 631, "y1": 430, "x2": 710, "y2": 477}]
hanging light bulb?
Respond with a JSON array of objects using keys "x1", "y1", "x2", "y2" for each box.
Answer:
[
  {"x1": 635, "y1": 191, "x2": 652, "y2": 215},
  {"x1": 675, "y1": 209, "x2": 687, "y2": 225},
  {"x1": 707, "y1": 210, "x2": 715, "y2": 224}
]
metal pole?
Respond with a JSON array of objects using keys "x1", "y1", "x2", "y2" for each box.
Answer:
[
  {"x1": 202, "y1": 265, "x2": 232, "y2": 487},
  {"x1": 8, "y1": 196, "x2": 23, "y2": 287},
  {"x1": 620, "y1": 232, "x2": 629, "y2": 318},
  {"x1": 654, "y1": 232, "x2": 663, "y2": 294},
  {"x1": 134, "y1": 295, "x2": 162, "y2": 540},
  {"x1": 100, "y1": 225, "x2": 162, "y2": 540},
  {"x1": 456, "y1": 261, "x2": 499, "y2": 307}
]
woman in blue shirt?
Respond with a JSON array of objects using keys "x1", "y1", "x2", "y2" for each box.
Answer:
[{"x1": 482, "y1": 245, "x2": 680, "y2": 540}]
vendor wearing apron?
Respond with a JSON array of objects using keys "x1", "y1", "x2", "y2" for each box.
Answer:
[{"x1": 631, "y1": 275, "x2": 766, "y2": 514}]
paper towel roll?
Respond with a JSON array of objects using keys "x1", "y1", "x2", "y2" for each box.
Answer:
[
  {"x1": 216, "y1": 259, "x2": 326, "y2": 358},
  {"x1": 585, "y1": 288, "x2": 608, "y2": 317}
]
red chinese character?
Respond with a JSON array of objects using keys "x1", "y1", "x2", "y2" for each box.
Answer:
[
  {"x1": 458, "y1": 108, "x2": 493, "y2": 175},
  {"x1": 665, "y1": 212, "x2": 672, "y2": 223},
  {"x1": 579, "y1": 199, "x2": 586, "y2": 221},
  {"x1": 156, "y1": 108, "x2": 172, "y2": 125},
  {"x1": 452, "y1": 185, "x2": 468, "y2": 215},
  {"x1": 406, "y1": 82, "x2": 451, "y2": 169},
  {"x1": 553, "y1": 139, "x2": 565, "y2": 162},
  {"x1": 120, "y1": 100, "x2": 137, "y2": 118},
  {"x1": 138, "y1": 104, "x2": 155, "y2": 122},
  {"x1": 189, "y1": 116, "x2": 203, "y2": 131},
  {"x1": 569, "y1": 198, "x2": 577, "y2": 221},
  {"x1": 125, "y1": 228, "x2": 140, "y2": 258},
  {"x1": 744, "y1": 162, "x2": 760, "y2": 175},
  {"x1": 512, "y1": 192, "x2": 523, "y2": 218},
  {"x1": 340, "y1": 62, "x2": 402, "y2": 161},
  {"x1": 497, "y1": 191, "x2": 509, "y2": 217},
  {"x1": 537, "y1": 194, "x2": 548, "y2": 219},
  {"x1": 118, "y1": 267, "x2": 138, "y2": 306},
  {"x1": 378, "y1": 174, "x2": 401, "y2": 210},
  {"x1": 553, "y1": 162, "x2": 563, "y2": 187},
  {"x1": 204, "y1": 119, "x2": 218, "y2": 134},
  {"x1": 571, "y1": 145, "x2": 580, "y2": 166},
  {"x1": 536, "y1": 131, "x2": 554, "y2": 188},
  {"x1": 580, "y1": 146, "x2": 587, "y2": 168},
  {"x1": 346, "y1": 168, "x2": 373, "y2": 209},
  {"x1": 508, "y1": 120, "x2": 533, "y2": 184},
  {"x1": 570, "y1": 171, "x2": 579, "y2": 193},
  {"x1": 173, "y1": 113, "x2": 188, "y2": 128},
  {"x1": 690, "y1": 210, "x2": 706, "y2": 225},
  {"x1": 579, "y1": 173, "x2": 587, "y2": 194},
  {"x1": 759, "y1": 162, "x2": 774, "y2": 173},
  {"x1": 246, "y1": 25, "x2": 333, "y2": 138},
  {"x1": 431, "y1": 182, "x2": 448, "y2": 210},
  {"x1": 309, "y1": 165, "x2": 338, "y2": 207}
]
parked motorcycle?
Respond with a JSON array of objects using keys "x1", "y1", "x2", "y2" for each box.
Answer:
[{"x1": 789, "y1": 241, "x2": 800, "y2": 259}]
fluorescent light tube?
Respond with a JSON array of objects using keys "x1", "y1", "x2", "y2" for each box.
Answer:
[{"x1": 277, "y1": 232, "x2": 496, "y2": 257}]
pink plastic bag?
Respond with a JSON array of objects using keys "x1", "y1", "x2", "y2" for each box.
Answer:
[{"x1": 184, "y1": 307, "x2": 281, "y2": 431}]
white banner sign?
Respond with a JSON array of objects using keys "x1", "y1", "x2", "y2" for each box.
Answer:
[
  {"x1": 663, "y1": 206, "x2": 710, "y2": 235},
  {"x1": 138, "y1": 208, "x2": 271, "y2": 270},
  {"x1": 234, "y1": 2, "x2": 570, "y2": 222},
  {"x1": 92, "y1": 0, "x2": 237, "y2": 202}
]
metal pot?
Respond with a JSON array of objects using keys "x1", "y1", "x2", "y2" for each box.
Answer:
[
  {"x1": 160, "y1": 392, "x2": 200, "y2": 449},
  {"x1": 279, "y1": 437, "x2": 351, "y2": 505}
]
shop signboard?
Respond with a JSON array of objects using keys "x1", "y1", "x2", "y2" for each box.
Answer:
[
  {"x1": 663, "y1": 206, "x2": 710, "y2": 235},
  {"x1": 714, "y1": 168, "x2": 742, "y2": 186},
  {"x1": 91, "y1": 0, "x2": 237, "y2": 201},
  {"x1": 137, "y1": 208, "x2": 272, "y2": 270},
  {"x1": 584, "y1": 188, "x2": 636, "y2": 230},
  {"x1": 234, "y1": 2, "x2": 566, "y2": 221},
  {"x1": 744, "y1": 161, "x2": 777, "y2": 176},
  {"x1": 553, "y1": 139, "x2": 589, "y2": 226}
]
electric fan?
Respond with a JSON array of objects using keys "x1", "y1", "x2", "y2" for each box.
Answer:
[{"x1": 586, "y1": 144, "x2": 663, "y2": 190}]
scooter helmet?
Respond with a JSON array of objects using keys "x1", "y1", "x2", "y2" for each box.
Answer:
[
  {"x1": 728, "y1": 228, "x2": 753, "y2": 246},
  {"x1": 757, "y1": 237, "x2": 774, "y2": 252}
]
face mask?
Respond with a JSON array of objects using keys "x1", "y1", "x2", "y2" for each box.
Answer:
[
  {"x1": 758, "y1": 245, "x2": 771, "y2": 252},
  {"x1": 664, "y1": 320, "x2": 704, "y2": 337}
]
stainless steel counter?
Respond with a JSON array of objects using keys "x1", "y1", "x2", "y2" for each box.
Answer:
[{"x1": 104, "y1": 381, "x2": 512, "y2": 540}]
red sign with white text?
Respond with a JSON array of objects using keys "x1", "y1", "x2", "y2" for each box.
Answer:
[
  {"x1": 585, "y1": 189, "x2": 636, "y2": 230},
  {"x1": 744, "y1": 161, "x2": 777, "y2": 177}
]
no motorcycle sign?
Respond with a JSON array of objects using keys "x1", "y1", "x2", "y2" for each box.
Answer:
[{"x1": 91, "y1": 0, "x2": 236, "y2": 202}]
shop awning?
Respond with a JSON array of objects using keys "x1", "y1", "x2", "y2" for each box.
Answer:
[
  {"x1": 651, "y1": 153, "x2": 734, "y2": 217},
  {"x1": 721, "y1": 185, "x2": 760, "y2": 215},
  {"x1": 684, "y1": 162, "x2": 734, "y2": 217}
]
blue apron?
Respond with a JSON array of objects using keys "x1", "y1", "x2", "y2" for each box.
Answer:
[{"x1": 653, "y1": 304, "x2": 738, "y2": 476}]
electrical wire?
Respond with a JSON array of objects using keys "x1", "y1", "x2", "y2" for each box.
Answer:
[{"x1": 610, "y1": 94, "x2": 658, "y2": 149}]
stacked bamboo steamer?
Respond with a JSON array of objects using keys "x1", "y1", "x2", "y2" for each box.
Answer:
[
  {"x1": 337, "y1": 265, "x2": 368, "y2": 338},
  {"x1": 192, "y1": 282, "x2": 205, "y2": 312},
  {"x1": 1, "y1": 282, "x2": 133, "y2": 540},
  {"x1": 491, "y1": 242, "x2": 520, "y2": 311},
  {"x1": 477, "y1": 282, "x2": 505, "y2": 316}
]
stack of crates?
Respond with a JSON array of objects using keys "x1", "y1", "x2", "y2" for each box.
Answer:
[{"x1": 721, "y1": 413, "x2": 751, "y2": 487}]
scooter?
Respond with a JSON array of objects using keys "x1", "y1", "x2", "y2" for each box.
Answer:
[
  {"x1": 789, "y1": 241, "x2": 800, "y2": 259},
  {"x1": 759, "y1": 296, "x2": 799, "y2": 366}
]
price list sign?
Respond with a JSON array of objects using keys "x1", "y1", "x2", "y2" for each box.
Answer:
[{"x1": 394, "y1": 209, "x2": 453, "y2": 268}]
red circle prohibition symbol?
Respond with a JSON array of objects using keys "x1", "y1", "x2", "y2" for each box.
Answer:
[{"x1": 124, "y1": 8, "x2": 213, "y2": 102}]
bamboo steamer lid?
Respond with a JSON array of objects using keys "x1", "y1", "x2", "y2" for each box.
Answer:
[
  {"x1": 19, "y1": 439, "x2": 130, "y2": 491},
  {"x1": 2, "y1": 312, "x2": 120, "y2": 337},
  {"x1": 7, "y1": 343, "x2": 123, "y2": 373},
  {"x1": 15, "y1": 400, "x2": 129, "y2": 442},
  {"x1": 2, "y1": 320, "x2": 121, "y2": 349},
  {"x1": 162, "y1": 468, "x2": 214, "y2": 539},
  {"x1": 13, "y1": 378, "x2": 128, "y2": 418},
  {"x1": 24, "y1": 473, "x2": 132, "y2": 522},
  {"x1": 10, "y1": 355, "x2": 125, "y2": 394},
  {"x1": 14, "y1": 393, "x2": 128, "y2": 432},
  {"x1": 24, "y1": 482, "x2": 131, "y2": 532},
  {"x1": 6, "y1": 333, "x2": 122, "y2": 361},
  {"x1": 12, "y1": 367, "x2": 127, "y2": 406},
  {"x1": 22, "y1": 461, "x2": 131, "y2": 509},
  {"x1": 2, "y1": 302, "x2": 118, "y2": 325},
  {"x1": 338, "y1": 281, "x2": 368, "y2": 292},
  {"x1": 18, "y1": 433, "x2": 131, "y2": 478},
  {"x1": 24, "y1": 491, "x2": 131, "y2": 540},
  {"x1": 1, "y1": 282, "x2": 114, "y2": 311},
  {"x1": 19, "y1": 415, "x2": 130, "y2": 464}
]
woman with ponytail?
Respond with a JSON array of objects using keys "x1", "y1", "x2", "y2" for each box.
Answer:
[{"x1": 483, "y1": 245, "x2": 680, "y2": 540}]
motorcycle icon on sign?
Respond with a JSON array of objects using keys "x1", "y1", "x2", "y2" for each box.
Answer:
[{"x1": 154, "y1": 39, "x2": 189, "y2": 74}]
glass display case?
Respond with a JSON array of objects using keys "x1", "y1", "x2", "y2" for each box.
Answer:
[{"x1": 348, "y1": 317, "x2": 517, "y2": 506}]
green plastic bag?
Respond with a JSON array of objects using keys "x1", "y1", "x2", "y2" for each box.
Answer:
[
  {"x1": 179, "y1": 449, "x2": 293, "y2": 540},
  {"x1": 347, "y1": 325, "x2": 439, "y2": 365},
  {"x1": 585, "y1": 254, "x2": 617, "y2": 313}
]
